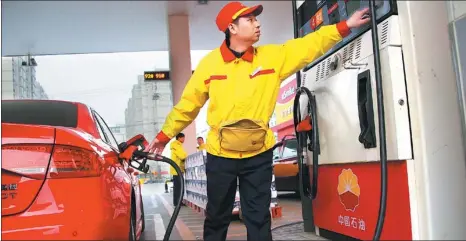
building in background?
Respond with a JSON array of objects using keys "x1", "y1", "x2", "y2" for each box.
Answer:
[
  {"x1": 109, "y1": 125, "x2": 127, "y2": 144},
  {"x1": 2, "y1": 56, "x2": 48, "y2": 100},
  {"x1": 125, "y1": 72, "x2": 173, "y2": 178}
]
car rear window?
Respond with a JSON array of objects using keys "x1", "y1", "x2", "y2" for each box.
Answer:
[{"x1": 2, "y1": 101, "x2": 78, "y2": 128}]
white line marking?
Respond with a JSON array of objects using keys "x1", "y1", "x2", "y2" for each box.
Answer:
[
  {"x1": 151, "y1": 194, "x2": 158, "y2": 208},
  {"x1": 154, "y1": 213, "x2": 166, "y2": 240}
]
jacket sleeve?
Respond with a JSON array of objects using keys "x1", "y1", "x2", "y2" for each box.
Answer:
[
  {"x1": 276, "y1": 21, "x2": 351, "y2": 81},
  {"x1": 155, "y1": 58, "x2": 210, "y2": 143}
]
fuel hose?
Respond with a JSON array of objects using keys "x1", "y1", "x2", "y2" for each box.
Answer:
[
  {"x1": 272, "y1": 85, "x2": 319, "y2": 234},
  {"x1": 263, "y1": 1, "x2": 320, "y2": 235},
  {"x1": 132, "y1": 150, "x2": 185, "y2": 241},
  {"x1": 264, "y1": 1, "x2": 315, "y2": 236},
  {"x1": 293, "y1": 86, "x2": 320, "y2": 200},
  {"x1": 368, "y1": 0, "x2": 388, "y2": 239},
  {"x1": 290, "y1": 0, "x2": 319, "y2": 202}
]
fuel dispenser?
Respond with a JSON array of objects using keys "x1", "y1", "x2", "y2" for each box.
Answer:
[{"x1": 292, "y1": 0, "x2": 466, "y2": 240}]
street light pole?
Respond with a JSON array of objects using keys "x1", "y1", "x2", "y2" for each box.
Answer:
[{"x1": 30, "y1": 55, "x2": 33, "y2": 99}]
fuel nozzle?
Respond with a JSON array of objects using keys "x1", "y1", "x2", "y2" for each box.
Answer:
[
  {"x1": 130, "y1": 153, "x2": 150, "y2": 173},
  {"x1": 118, "y1": 134, "x2": 151, "y2": 173}
]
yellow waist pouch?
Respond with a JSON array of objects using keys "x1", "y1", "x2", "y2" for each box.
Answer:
[{"x1": 219, "y1": 119, "x2": 267, "y2": 152}]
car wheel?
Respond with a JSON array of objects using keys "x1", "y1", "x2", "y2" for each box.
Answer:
[
  {"x1": 129, "y1": 209, "x2": 136, "y2": 241},
  {"x1": 140, "y1": 197, "x2": 145, "y2": 233},
  {"x1": 129, "y1": 200, "x2": 137, "y2": 241}
]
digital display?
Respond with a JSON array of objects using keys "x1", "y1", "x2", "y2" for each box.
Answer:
[
  {"x1": 327, "y1": 0, "x2": 340, "y2": 25},
  {"x1": 298, "y1": 0, "x2": 317, "y2": 28},
  {"x1": 311, "y1": 8, "x2": 324, "y2": 30},
  {"x1": 144, "y1": 71, "x2": 170, "y2": 81}
]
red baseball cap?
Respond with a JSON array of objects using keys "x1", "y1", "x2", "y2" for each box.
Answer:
[{"x1": 216, "y1": 1, "x2": 263, "y2": 32}]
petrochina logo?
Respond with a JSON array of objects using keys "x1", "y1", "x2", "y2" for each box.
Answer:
[{"x1": 337, "y1": 169, "x2": 360, "y2": 212}]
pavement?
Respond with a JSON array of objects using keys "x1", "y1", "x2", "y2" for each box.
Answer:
[
  {"x1": 140, "y1": 183, "x2": 324, "y2": 240},
  {"x1": 272, "y1": 222, "x2": 327, "y2": 240}
]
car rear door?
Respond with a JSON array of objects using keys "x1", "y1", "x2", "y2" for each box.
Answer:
[
  {"x1": 90, "y1": 109, "x2": 134, "y2": 235},
  {"x1": 91, "y1": 110, "x2": 140, "y2": 193}
]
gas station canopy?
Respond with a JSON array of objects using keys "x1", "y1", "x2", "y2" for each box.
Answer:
[{"x1": 1, "y1": 1, "x2": 294, "y2": 56}]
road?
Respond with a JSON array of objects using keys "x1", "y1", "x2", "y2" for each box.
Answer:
[
  {"x1": 139, "y1": 183, "x2": 320, "y2": 240},
  {"x1": 140, "y1": 183, "x2": 183, "y2": 241}
]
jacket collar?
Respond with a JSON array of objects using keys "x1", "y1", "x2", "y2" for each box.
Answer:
[{"x1": 220, "y1": 40, "x2": 255, "y2": 63}]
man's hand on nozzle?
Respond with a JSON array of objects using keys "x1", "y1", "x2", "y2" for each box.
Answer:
[
  {"x1": 145, "y1": 137, "x2": 166, "y2": 155},
  {"x1": 346, "y1": 7, "x2": 371, "y2": 29}
]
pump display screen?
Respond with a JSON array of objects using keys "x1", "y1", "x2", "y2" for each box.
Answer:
[
  {"x1": 298, "y1": 1, "x2": 317, "y2": 27},
  {"x1": 311, "y1": 8, "x2": 324, "y2": 30},
  {"x1": 327, "y1": 0, "x2": 340, "y2": 25}
]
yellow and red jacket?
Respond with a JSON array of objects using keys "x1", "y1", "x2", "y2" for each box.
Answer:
[
  {"x1": 197, "y1": 143, "x2": 207, "y2": 151},
  {"x1": 170, "y1": 140, "x2": 187, "y2": 175},
  {"x1": 157, "y1": 21, "x2": 351, "y2": 159}
]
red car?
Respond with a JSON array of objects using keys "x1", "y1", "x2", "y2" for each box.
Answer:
[{"x1": 1, "y1": 100, "x2": 145, "y2": 240}]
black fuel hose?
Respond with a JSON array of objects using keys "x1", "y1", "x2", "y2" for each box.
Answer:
[
  {"x1": 132, "y1": 150, "x2": 185, "y2": 241},
  {"x1": 293, "y1": 86, "x2": 319, "y2": 200},
  {"x1": 291, "y1": 0, "x2": 319, "y2": 201},
  {"x1": 368, "y1": 0, "x2": 388, "y2": 240},
  {"x1": 291, "y1": 0, "x2": 307, "y2": 202}
]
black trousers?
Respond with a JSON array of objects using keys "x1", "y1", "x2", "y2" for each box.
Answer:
[
  {"x1": 172, "y1": 175, "x2": 182, "y2": 206},
  {"x1": 203, "y1": 150, "x2": 273, "y2": 241}
]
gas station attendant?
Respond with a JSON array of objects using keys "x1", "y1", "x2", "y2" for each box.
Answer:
[{"x1": 146, "y1": 1, "x2": 370, "y2": 241}]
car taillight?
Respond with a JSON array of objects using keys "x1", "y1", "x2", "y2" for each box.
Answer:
[
  {"x1": 2, "y1": 144, "x2": 54, "y2": 180},
  {"x1": 2, "y1": 144, "x2": 103, "y2": 179},
  {"x1": 48, "y1": 145, "x2": 103, "y2": 179}
]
